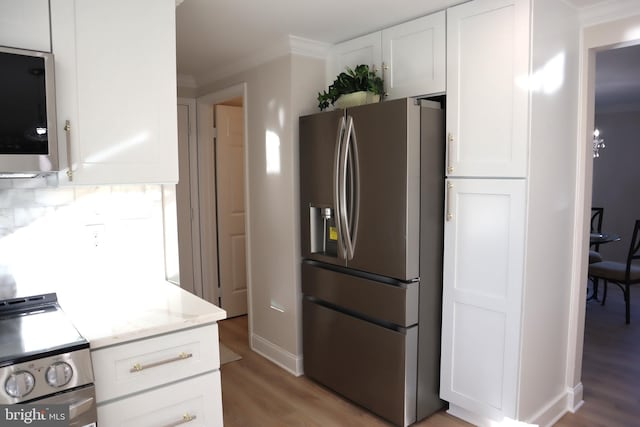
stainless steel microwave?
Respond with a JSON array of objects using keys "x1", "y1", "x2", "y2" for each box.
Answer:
[{"x1": 0, "y1": 46, "x2": 58, "y2": 178}]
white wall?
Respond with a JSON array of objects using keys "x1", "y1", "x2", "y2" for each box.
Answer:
[
  {"x1": 519, "y1": 0, "x2": 580, "y2": 422},
  {"x1": 197, "y1": 54, "x2": 325, "y2": 374}
]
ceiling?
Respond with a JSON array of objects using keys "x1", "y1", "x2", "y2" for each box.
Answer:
[{"x1": 175, "y1": 0, "x2": 624, "y2": 88}]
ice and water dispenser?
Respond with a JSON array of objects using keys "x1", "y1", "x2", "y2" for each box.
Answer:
[{"x1": 309, "y1": 206, "x2": 338, "y2": 257}]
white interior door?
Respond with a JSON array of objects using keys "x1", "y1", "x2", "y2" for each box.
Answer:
[{"x1": 215, "y1": 105, "x2": 247, "y2": 317}]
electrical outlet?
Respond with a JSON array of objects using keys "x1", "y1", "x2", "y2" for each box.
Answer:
[{"x1": 85, "y1": 224, "x2": 105, "y2": 248}]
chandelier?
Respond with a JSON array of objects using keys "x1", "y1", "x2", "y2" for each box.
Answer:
[{"x1": 593, "y1": 128, "x2": 605, "y2": 158}]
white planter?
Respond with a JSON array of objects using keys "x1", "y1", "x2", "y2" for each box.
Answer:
[{"x1": 334, "y1": 91, "x2": 380, "y2": 109}]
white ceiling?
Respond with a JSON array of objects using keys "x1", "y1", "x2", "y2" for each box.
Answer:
[
  {"x1": 175, "y1": 0, "x2": 467, "y2": 85},
  {"x1": 175, "y1": 0, "x2": 627, "y2": 89}
]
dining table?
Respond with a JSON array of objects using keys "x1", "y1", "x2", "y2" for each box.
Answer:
[{"x1": 590, "y1": 232, "x2": 621, "y2": 245}]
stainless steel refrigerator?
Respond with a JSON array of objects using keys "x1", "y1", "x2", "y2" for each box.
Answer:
[{"x1": 299, "y1": 98, "x2": 445, "y2": 426}]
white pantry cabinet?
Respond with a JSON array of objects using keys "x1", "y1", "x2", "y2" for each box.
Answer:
[
  {"x1": 440, "y1": 0, "x2": 580, "y2": 425},
  {"x1": 440, "y1": 178, "x2": 526, "y2": 420},
  {"x1": 327, "y1": 12, "x2": 445, "y2": 100},
  {"x1": 0, "y1": 0, "x2": 51, "y2": 52},
  {"x1": 50, "y1": 0, "x2": 179, "y2": 185},
  {"x1": 92, "y1": 323, "x2": 223, "y2": 426},
  {"x1": 446, "y1": 0, "x2": 529, "y2": 178}
]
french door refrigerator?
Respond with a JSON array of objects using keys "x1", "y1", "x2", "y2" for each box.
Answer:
[{"x1": 299, "y1": 98, "x2": 445, "y2": 426}]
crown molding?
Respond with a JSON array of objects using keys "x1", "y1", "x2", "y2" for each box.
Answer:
[
  {"x1": 195, "y1": 35, "x2": 330, "y2": 88},
  {"x1": 288, "y1": 35, "x2": 331, "y2": 59},
  {"x1": 580, "y1": 0, "x2": 640, "y2": 27}
]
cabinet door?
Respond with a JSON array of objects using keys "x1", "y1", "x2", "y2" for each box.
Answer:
[
  {"x1": 446, "y1": 0, "x2": 529, "y2": 178},
  {"x1": 328, "y1": 32, "x2": 382, "y2": 83},
  {"x1": 440, "y1": 178, "x2": 525, "y2": 420},
  {"x1": 50, "y1": 0, "x2": 179, "y2": 185},
  {"x1": 382, "y1": 11, "x2": 446, "y2": 100},
  {"x1": 0, "y1": 0, "x2": 50, "y2": 52},
  {"x1": 97, "y1": 371, "x2": 223, "y2": 427}
]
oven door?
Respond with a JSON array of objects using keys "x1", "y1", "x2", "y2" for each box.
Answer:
[{"x1": 37, "y1": 384, "x2": 97, "y2": 427}]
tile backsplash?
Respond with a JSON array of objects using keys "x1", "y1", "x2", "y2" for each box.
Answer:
[{"x1": 0, "y1": 181, "x2": 171, "y2": 298}]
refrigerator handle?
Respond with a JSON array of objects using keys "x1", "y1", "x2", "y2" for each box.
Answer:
[
  {"x1": 338, "y1": 117, "x2": 350, "y2": 259},
  {"x1": 333, "y1": 116, "x2": 347, "y2": 258},
  {"x1": 344, "y1": 115, "x2": 360, "y2": 260}
]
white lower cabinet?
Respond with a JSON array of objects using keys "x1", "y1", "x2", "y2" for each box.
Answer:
[
  {"x1": 92, "y1": 323, "x2": 223, "y2": 427},
  {"x1": 97, "y1": 371, "x2": 222, "y2": 427},
  {"x1": 440, "y1": 178, "x2": 526, "y2": 421}
]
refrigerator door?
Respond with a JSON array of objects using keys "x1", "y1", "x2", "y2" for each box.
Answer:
[
  {"x1": 345, "y1": 98, "x2": 421, "y2": 280},
  {"x1": 300, "y1": 109, "x2": 347, "y2": 266}
]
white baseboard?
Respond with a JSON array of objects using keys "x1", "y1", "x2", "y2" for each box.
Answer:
[
  {"x1": 447, "y1": 404, "x2": 497, "y2": 427},
  {"x1": 448, "y1": 384, "x2": 583, "y2": 427},
  {"x1": 251, "y1": 333, "x2": 304, "y2": 376},
  {"x1": 566, "y1": 382, "x2": 584, "y2": 413},
  {"x1": 528, "y1": 392, "x2": 569, "y2": 427}
]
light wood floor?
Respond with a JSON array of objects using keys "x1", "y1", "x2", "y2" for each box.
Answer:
[{"x1": 219, "y1": 284, "x2": 640, "y2": 426}]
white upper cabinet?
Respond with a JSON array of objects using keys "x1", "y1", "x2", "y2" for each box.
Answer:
[
  {"x1": 328, "y1": 32, "x2": 382, "y2": 83},
  {"x1": 50, "y1": 0, "x2": 179, "y2": 185},
  {"x1": 382, "y1": 11, "x2": 446, "y2": 99},
  {"x1": 328, "y1": 12, "x2": 446, "y2": 100},
  {"x1": 446, "y1": 0, "x2": 529, "y2": 178},
  {"x1": 0, "y1": 0, "x2": 51, "y2": 52}
]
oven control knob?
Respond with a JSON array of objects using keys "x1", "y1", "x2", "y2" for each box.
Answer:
[
  {"x1": 46, "y1": 362, "x2": 73, "y2": 388},
  {"x1": 5, "y1": 371, "x2": 35, "y2": 398}
]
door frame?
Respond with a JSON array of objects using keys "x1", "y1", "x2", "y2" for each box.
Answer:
[
  {"x1": 196, "y1": 83, "x2": 252, "y2": 321},
  {"x1": 176, "y1": 97, "x2": 203, "y2": 297},
  {"x1": 567, "y1": 14, "x2": 640, "y2": 409}
]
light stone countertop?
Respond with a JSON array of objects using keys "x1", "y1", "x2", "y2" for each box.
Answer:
[
  {"x1": 58, "y1": 281, "x2": 227, "y2": 350},
  {"x1": 28, "y1": 279, "x2": 226, "y2": 350}
]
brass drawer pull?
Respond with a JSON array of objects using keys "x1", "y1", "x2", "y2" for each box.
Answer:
[
  {"x1": 130, "y1": 352, "x2": 193, "y2": 373},
  {"x1": 162, "y1": 413, "x2": 197, "y2": 427}
]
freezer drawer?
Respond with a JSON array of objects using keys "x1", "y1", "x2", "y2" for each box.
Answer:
[
  {"x1": 303, "y1": 298, "x2": 418, "y2": 426},
  {"x1": 302, "y1": 261, "x2": 419, "y2": 327}
]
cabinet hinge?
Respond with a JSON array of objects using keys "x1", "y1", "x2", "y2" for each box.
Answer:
[{"x1": 212, "y1": 127, "x2": 218, "y2": 139}]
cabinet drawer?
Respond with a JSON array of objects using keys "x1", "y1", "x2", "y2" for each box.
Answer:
[
  {"x1": 303, "y1": 299, "x2": 417, "y2": 426},
  {"x1": 97, "y1": 371, "x2": 223, "y2": 427},
  {"x1": 92, "y1": 323, "x2": 219, "y2": 403}
]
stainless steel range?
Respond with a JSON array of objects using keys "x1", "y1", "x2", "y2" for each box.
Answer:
[{"x1": 0, "y1": 293, "x2": 97, "y2": 426}]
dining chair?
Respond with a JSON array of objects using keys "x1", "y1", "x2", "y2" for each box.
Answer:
[
  {"x1": 589, "y1": 207, "x2": 604, "y2": 264},
  {"x1": 588, "y1": 219, "x2": 640, "y2": 324}
]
